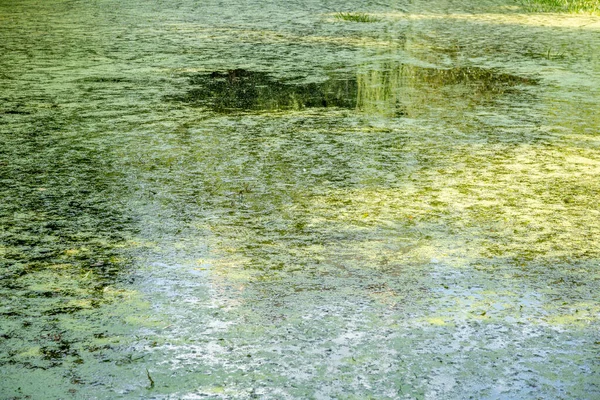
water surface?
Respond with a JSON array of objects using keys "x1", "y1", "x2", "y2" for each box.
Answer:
[{"x1": 1, "y1": 0, "x2": 599, "y2": 398}]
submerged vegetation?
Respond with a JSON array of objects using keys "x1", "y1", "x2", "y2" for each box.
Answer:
[{"x1": 334, "y1": 12, "x2": 379, "y2": 22}]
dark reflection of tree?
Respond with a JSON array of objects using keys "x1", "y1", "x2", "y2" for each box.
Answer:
[
  {"x1": 356, "y1": 63, "x2": 538, "y2": 117},
  {"x1": 170, "y1": 69, "x2": 357, "y2": 112}
]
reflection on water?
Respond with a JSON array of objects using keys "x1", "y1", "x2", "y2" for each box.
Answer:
[
  {"x1": 357, "y1": 64, "x2": 538, "y2": 117},
  {"x1": 171, "y1": 69, "x2": 357, "y2": 112},
  {"x1": 172, "y1": 65, "x2": 537, "y2": 116}
]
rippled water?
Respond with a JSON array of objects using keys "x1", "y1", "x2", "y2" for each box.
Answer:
[{"x1": 1, "y1": 0, "x2": 599, "y2": 398}]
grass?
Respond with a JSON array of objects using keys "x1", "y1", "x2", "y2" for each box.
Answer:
[
  {"x1": 520, "y1": 0, "x2": 600, "y2": 13},
  {"x1": 334, "y1": 12, "x2": 379, "y2": 23}
]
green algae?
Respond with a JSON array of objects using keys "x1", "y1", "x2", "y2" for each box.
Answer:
[
  {"x1": 1, "y1": 0, "x2": 600, "y2": 398},
  {"x1": 334, "y1": 12, "x2": 380, "y2": 23},
  {"x1": 520, "y1": 0, "x2": 600, "y2": 13}
]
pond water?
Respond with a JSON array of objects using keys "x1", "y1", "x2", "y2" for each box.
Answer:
[{"x1": 1, "y1": 0, "x2": 599, "y2": 398}]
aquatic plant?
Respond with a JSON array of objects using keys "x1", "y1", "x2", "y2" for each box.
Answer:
[
  {"x1": 520, "y1": 0, "x2": 600, "y2": 13},
  {"x1": 146, "y1": 368, "x2": 155, "y2": 388},
  {"x1": 334, "y1": 12, "x2": 379, "y2": 22}
]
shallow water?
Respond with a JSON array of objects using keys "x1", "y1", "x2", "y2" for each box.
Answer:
[{"x1": 1, "y1": 0, "x2": 599, "y2": 398}]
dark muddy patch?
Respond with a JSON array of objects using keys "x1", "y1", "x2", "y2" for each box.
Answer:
[{"x1": 169, "y1": 66, "x2": 537, "y2": 114}]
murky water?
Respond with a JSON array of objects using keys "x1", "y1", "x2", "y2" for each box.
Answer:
[{"x1": 1, "y1": 0, "x2": 599, "y2": 398}]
